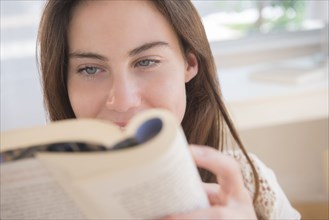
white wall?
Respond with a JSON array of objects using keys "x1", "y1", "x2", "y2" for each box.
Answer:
[
  {"x1": 240, "y1": 118, "x2": 329, "y2": 203},
  {"x1": 1, "y1": 1, "x2": 46, "y2": 131}
]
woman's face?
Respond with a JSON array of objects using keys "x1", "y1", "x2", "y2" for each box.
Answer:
[{"x1": 67, "y1": 0, "x2": 198, "y2": 127}]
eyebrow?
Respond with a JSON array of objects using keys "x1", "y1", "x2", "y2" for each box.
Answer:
[
  {"x1": 69, "y1": 51, "x2": 109, "y2": 61},
  {"x1": 128, "y1": 41, "x2": 169, "y2": 56},
  {"x1": 69, "y1": 41, "x2": 169, "y2": 61}
]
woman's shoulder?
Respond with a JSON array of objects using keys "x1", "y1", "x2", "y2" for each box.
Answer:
[{"x1": 224, "y1": 150, "x2": 301, "y2": 219}]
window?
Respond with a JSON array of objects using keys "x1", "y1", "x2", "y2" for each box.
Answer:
[
  {"x1": 192, "y1": 0, "x2": 328, "y2": 68},
  {"x1": 192, "y1": 1, "x2": 328, "y2": 130},
  {"x1": 192, "y1": 0, "x2": 327, "y2": 42}
]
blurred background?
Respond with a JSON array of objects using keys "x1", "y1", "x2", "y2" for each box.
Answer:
[{"x1": 1, "y1": 0, "x2": 328, "y2": 219}]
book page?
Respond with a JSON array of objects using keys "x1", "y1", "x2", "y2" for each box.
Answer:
[
  {"x1": 1, "y1": 119, "x2": 123, "y2": 152},
  {"x1": 0, "y1": 158, "x2": 85, "y2": 219},
  {"x1": 30, "y1": 110, "x2": 209, "y2": 219},
  {"x1": 59, "y1": 129, "x2": 209, "y2": 219},
  {"x1": 108, "y1": 130, "x2": 209, "y2": 219}
]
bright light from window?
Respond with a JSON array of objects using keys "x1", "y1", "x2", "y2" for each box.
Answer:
[{"x1": 192, "y1": 0, "x2": 327, "y2": 42}]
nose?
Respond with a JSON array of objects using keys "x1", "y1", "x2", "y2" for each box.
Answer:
[{"x1": 105, "y1": 75, "x2": 141, "y2": 113}]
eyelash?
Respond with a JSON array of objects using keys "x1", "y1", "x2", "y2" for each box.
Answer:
[
  {"x1": 135, "y1": 59, "x2": 160, "y2": 68},
  {"x1": 76, "y1": 58, "x2": 160, "y2": 76},
  {"x1": 77, "y1": 66, "x2": 103, "y2": 75}
]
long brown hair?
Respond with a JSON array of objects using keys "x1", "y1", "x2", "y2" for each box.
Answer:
[{"x1": 38, "y1": 0, "x2": 259, "y2": 202}]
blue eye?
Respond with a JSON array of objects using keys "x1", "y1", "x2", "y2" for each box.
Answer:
[
  {"x1": 136, "y1": 59, "x2": 159, "y2": 68},
  {"x1": 78, "y1": 66, "x2": 102, "y2": 75}
]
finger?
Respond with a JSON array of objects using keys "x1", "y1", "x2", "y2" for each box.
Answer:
[
  {"x1": 160, "y1": 206, "x2": 257, "y2": 220},
  {"x1": 202, "y1": 183, "x2": 221, "y2": 205},
  {"x1": 160, "y1": 206, "x2": 220, "y2": 220},
  {"x1": 190, "y1": 145, "x2": 245, "y2": 197},
  {"x1": 160, "y1": 206, "x2": 227, "y2": 220}
]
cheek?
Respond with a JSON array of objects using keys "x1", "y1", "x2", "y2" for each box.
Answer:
[
  {"x1": 147, "y1": 65, "x2": 187, "y2": 123},
  {"x1": 170, "y1": 83, "x2": 187, "y2": 123},
  {"x1": 67, "y1": 79, "x2": 106, "y2": 118},
  {"x1": 144, "y1": 76, "x2": 187, "y2": 123}
]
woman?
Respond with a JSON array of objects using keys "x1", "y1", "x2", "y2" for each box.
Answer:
[{"x1": 38, "y1": 0, "x2": 300, "y2": 219}]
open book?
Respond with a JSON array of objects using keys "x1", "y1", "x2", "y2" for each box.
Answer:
[{"x1": 0, "y1": 109, "x2": 209, "y2": 219}]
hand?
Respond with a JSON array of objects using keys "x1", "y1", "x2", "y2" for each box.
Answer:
[{"x1": 162, "y1": 145, "x2": 257, "y2": 220}]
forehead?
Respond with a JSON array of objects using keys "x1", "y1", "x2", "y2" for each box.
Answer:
[{"x1": 68, "y1": 0, "x2": 181, "y2": 54}]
